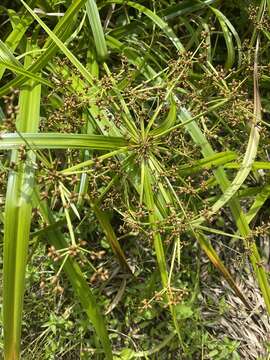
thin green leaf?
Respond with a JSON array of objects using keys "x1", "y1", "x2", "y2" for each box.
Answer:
[
  {"x1": 244, "y1": 184, "x2": 270, "y2": 224},
  {"x1": 150, "y1": 98, "x2": 177, "y2": 136},
  {"x1": 0, "y1": 40, "x2": 52, "y2": 86},
  {"x1": 86, "y1": 0, "x2": 108, "y2": 61},
  {"x1": 0, "y1": 133, "x2": 128, "y2": 150},
  {"x1": 3, "y1": 43, "x2": 41, "y2": 360},
  {"x1": 21, "y1": 0, "x2": 94, "y2": 85},
  {"x1": 105, "y1": 1, "x2": 185, "y2": 53},
  {"x1": 211, "y1": 7, "x2": 242, "y2": 67},
  {"x1": 178, "y1": 151, "x2": 237, "y2": 176},
  {"x1": 0, "y1": 0, "x2": 35, "y2": 80},
  {"x1": 0, "y1": 0, "x2": 87, "y2": 97},
  {"x1": 211, "y1": 7, "x2": 235, "y2": 69},
  {"x1": 91, "y1": 203, "x2": 132, "y2": 273},
  {"x1": 195, "y1": 232, "x2": 252, "y2": 309}
]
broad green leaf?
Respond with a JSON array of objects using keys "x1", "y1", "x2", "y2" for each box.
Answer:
[{"x1": 174, "y1": 304, "x2": 193, "y2": 320}]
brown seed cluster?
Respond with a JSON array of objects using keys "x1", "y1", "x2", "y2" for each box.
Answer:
[
  {"x1": 47, "y1": 246, "x2": 61, "y2": 262},
  {"x1": 248, "y1": 5, "x2": 270, "y2": 31},
  {"x1": 1, "y1": 89, "x2": 19, "y2": 132},
  {"x1": 90, "y1": 267, "x2": 109, "y2": 284},
  {"x1": 140, "y1": 287, "x2": 189, "y2": 310}
]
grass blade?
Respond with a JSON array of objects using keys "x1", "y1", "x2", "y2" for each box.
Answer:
[
  {"x1": 211, "y1": 7, "x2": 242, "y2": 67},
  {"x1": 0, "y1": 0, "x2": 35, "y2": 79},
  {"x1": 0, "y1": 133, "x2": 128, "y2": 150},
  {"x1": 21, "y1": 0, "x2": 94, "y2": 85},
  {"x1": 0, "y1": 0, "x2": 87, "y2": 97},
  {"x1": 143, "y1": 162, "x2": 185, "y2": 350},
  {"x1": 150, "y1": 98, "x2": 177, "y2": 136},
  {"x1": 91, "y1": 203, "x2": 132, "y2": 273},
  {"x1": 86, "y1": 0, "x2": 108, "y2": 61},
  {"x1": 178, "y1": 151, "x2": 237, "y2": 177},
  {"x1": 244, "y1": 185, "x2": 270, "y2": 224},
  {"x1": 195, "y1": 232, "x2": 252, "y2": 309},
  {"x1": 105, "y1": 0, "x2": 185, "y2": 53},
  {"x1": 3, "y1": 43, "x2": 41, "y2": 360}
]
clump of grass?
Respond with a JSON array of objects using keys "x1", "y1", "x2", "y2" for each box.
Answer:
[{"x1": 1, "y1": 0, "x2": 270, "y2": 359}]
